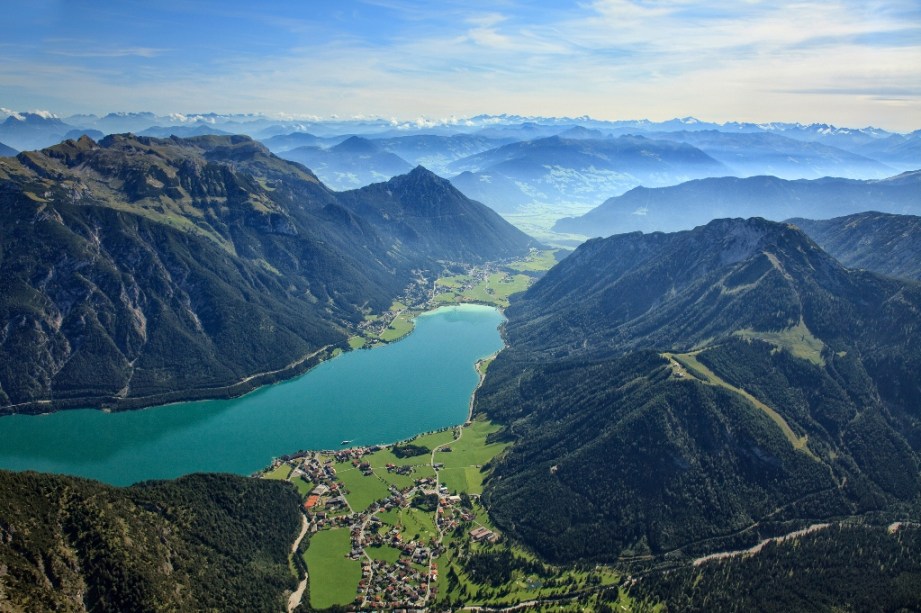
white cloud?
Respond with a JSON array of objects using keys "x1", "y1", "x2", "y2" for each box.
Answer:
[
  {"x1": 47, "y1": 47, "x2": 166, "y2": 59},
  {"x1": 1, "y1": 1, "x2": 918, "y2": 130},
  {"x1": 465, "y1": 13, "x2": 507, "y2": 28}
]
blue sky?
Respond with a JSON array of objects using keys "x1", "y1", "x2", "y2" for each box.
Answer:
[{"x1": 1, "y1": 0, "x2": 919, "y2": 130}]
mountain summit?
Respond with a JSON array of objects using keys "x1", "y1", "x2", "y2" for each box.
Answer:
[{"x1": 338, "y1": 166, "x2": 538, "y2": 262}]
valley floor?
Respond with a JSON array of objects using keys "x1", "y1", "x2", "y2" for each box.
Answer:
[{"x1": 350, "y1": 248, "x2": 560, "y2": 351}]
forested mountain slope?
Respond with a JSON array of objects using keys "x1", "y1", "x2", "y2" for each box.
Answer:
[
  {"x1": 476, "y1": 218, "x2": 921, "y2": 562},
  {"x1": 0, "y1": 470, "x2": 301, "y2": 612}
]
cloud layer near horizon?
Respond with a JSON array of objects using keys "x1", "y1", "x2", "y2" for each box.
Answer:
[{"x1": 1, "y1": 0, "x2": 919, "y2": 130}]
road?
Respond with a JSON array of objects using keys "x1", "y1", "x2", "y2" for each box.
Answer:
[{"x1": 287, "y1": 514, "x2": 310, "y2": 612}]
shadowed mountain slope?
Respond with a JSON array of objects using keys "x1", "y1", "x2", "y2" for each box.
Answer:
[
  {"x1": 0, "y1": 134, "x2": 535, "y2": 413},
  {"x1": 791, "y1": 211, "x2": 921, "y2": 281}
]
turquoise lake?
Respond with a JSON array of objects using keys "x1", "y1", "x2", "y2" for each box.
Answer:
[{"x1": 0, "y1": 304, "x2": 504, "y2": 486}]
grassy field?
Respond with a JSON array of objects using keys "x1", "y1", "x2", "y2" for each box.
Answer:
[
  {"x1": 436, "y1": 274, "x2": 474, "y2": 289},
  {"x1": 363, "y1": 429, "x2": 457, "y2": 470},
  {"x1": 379, "y1": 311, "x2": 415, "y2": 342},
  {"x1": 439, "y1": 466, "x2": 488, "y2": 496},
  {"x1": 734, "y1": 319, "x2": 826, "y2": 366},
  {"x1": 366, "y1": 543, "x2": 403, "y2": 563},
  {"x1": 347, "y1": 335, "x2": 366, "y2": 349},
  {"x1": 263, "y1": 463, "x2": 292, "y2": 480},
  {"x1": 436, "y1": 272, "x2": 532, "y2": 308},
  {"x1": 667, "y1": 351, "x2": 812, "y2": 454},
  {"x1": 436, "y1": 418, "x2": 508, "y2": 495},
  {"x1": 376, "y1": 464, "x2": 436, "y2": 490},
  {"x1": 438, "y1": 418, "x2": 506, "y2": 466},
  {"x1": 466, "y1": 273, "x2": 530, "y2": 307},
  {"x1": 378, "y1": 506, "x2": 438, "y2": 542},
  {"x1": 415, "y1": 429, "x2": 459, "y2": 450},
  {"x1": 477, "y1": 356, "x2": 495, "y2": 375},
  {"x1": 335, "y1": 464, "x2": 391, "y2": 512},
  {"x1": 505, "y1": 249, "x2": 560, "y2": 272},
  {"x1": 292, "y1": 476, "x2": 313, "y2": 499},
  {"x1": 435, "y1": 265, "x2": 535, "y2": 308},
  {"x1": 304, "y1": 528, "x2": 362, "y2": 609}
]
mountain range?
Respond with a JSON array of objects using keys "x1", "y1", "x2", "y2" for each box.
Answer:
[
  {"x1": 554, "y1": 170, "x2": 921, "y2": 236},
  {"x1": 446, "y1": 135, "x2": 729, "y2": 213},
  {"x1": 476, "y1": 217, "x2": 921, "y2": 562},
  {"x1": 641, "y1": 130, "x2": 894, "y2": 179},
  {"x1": 2, "y1": 111, "x2": 918, "y2": 221},
  {"x1": 275, "y1": 136, "x2": 414, "y2": 191},
  {"x1": 1, "y1": 107, "x2": 921, "y2": 609},
  {"x1": 0, "y1": 134, "x2": 535, "y2": 414},
  {"x1": 0, "y1": 113, "x2": 79, "y2": 152}
]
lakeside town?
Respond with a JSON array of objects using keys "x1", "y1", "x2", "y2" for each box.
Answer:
[
  {"x1": 283, "y1": 442, "x2": 497, "y2": 609},
  {"x1": 262, "y1": 416, "x2": 622, "y2": 611}
]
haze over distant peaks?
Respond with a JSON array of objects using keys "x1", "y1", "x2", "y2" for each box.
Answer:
[
  {"x1": 276, "y1": 136, "x2": 414, "y2": 191},
  {"x1": 554, "y1": 171, "x2": 921, "y2": 236},
  {"x1": 446, "y1": 134, "x2": 728, "y2": 212}
]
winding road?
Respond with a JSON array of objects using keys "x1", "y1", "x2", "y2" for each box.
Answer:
[{"x1": 287, "y1": 514, "x2": 310, "y2": 612}]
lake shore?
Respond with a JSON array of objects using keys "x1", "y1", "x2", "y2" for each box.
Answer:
[{"x1": 0, "y1": 305, "x2": 506, "y2": 485}]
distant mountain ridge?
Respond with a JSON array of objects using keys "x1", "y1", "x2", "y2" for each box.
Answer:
[
  {"x1": 2, "y1": 110, "x2": 917, "y2": 219},
  {"x1": 0, "y1": 112, "x2": 79, "y2": 151},
  {"x1": 554, "y1": 170, "x2": 921, "y2": 236},
  {"x1": 446, "y1": 134, "x2": 728, "y2": 213},
  {"x1": 476, "y1": 218, "x2": 921, "y2": 562},
  {"x1": 643, "y1": 129, "x2": 893, "y2": 179},
  {"x1": 276, "y1": 136, "x2": 414, "y2": 190},
  {"x1": 791, "y1": 211, "x2": 921, "y2": 280},
  {"x1": 0, "y1": 134, "x2": 536, "y2": 413}
]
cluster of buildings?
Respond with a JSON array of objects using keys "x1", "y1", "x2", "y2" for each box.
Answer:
[
  {"x1": 356, "y1": 558, "x2": 430, "y2": 609},
  {"x1": 267, "y1": 440, "x2": 505, "y2": 609},
  {"x1": 354, "y1": 271, "x2": 430, "y2": 342}
]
